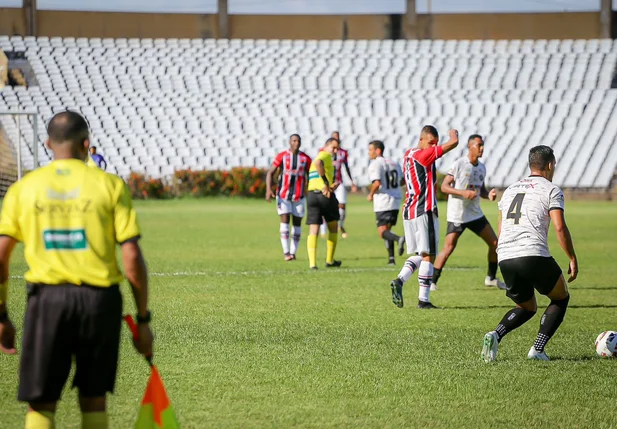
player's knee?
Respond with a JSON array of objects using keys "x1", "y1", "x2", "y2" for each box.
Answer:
[
  {"x1": 550, "y1": 294, "x2": 570, "y2": 309},
  {"x1": 518, "y1": 303, "x2": 538, "y2": 314}
]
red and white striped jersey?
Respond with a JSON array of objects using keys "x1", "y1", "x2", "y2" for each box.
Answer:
[
  {"x1": 333, "y1": 148, "x2": 349, "y2": 183},
  {"x1": 402, "y1": 145, "x2": 445, "y2": 220},
  {"x1": 272, "y1": 150, "x2": 312, "y2": 202}
]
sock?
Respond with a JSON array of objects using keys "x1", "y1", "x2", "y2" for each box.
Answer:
[
  {"x1": 494, "y1": 307, "x2": 536, "y2": 342},
  {"x1": 290, "y1": 226, "x2": 302, "y2": 255},
  {"x1": 25, "y1": 411, "x2": 55, "y2": 429},
  {"x1": 488, "y1": 261, "x2": 498, "y2": 280},
  {"x1": 432, "y1": 267, "x2": 443, "y2": 285},
  {"x1": 534, "y1": 295, "x2": 570, "y2": 352},
  {"x1": 307, "y1": 234, "x2": 317, "y2": 267},
  {"x1": 326, "y1": 232, "x2": 338, "y2": 264},
  {"x1": 320, "y1": 221, "x2": 327, "y2": 236},
  {"x1": 280, "y1": 223, "x2": 290, "y2": 255},
  {"x1": 339, "y1": 208, "x2": 345, "y2": 229},
  {"x1": 82, "y1": 412, "x2": 108, "y2": 429},
  {"x1": 382, "y1": 230, "x2": 400, "y2": 242},
  {"x1": 386, "y1": 240, "x2": 395, "y2": 260},
  {"x1": 397, "y1": 255, "x2": 422, "y2": 283},
  {"x1": 417, "y1": 261, "x2": 433, "y2": 303}
]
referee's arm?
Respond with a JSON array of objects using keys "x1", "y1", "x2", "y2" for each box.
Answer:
[{"x1": 0, "y1": 236, "x2": 17, "y2": 354}]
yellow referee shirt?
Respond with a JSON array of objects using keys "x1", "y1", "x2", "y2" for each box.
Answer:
[
  {"x1": 308, "y1": 150, "x2": 334, "y2": 191},
  {"x1": 0, "y1": 159, "x2": 140, "y2": 286}
]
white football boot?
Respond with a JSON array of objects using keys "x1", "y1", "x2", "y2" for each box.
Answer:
[
  {"x1": 485, "y1": 276, "x2": 507, "y2": 290},
  {"x1": 481, "y1": 331, "x2": 499, "y2": 363},
  {"x1": 430, "y1": 283, "x2": 438, "y2": 292},
  {"x1": 527, "y1": 347, "x2": 550, "y2": 361}
]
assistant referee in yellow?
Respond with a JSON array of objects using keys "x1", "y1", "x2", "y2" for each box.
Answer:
[
  {"x1": 306, "y1": 137, "x2": 342, "y2": 270},
  {"x1": 0, "y1": 111, "x2": 153, "y2": 429}
]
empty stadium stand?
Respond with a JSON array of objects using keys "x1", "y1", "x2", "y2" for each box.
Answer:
[{"x1": 0, "y1": 35, "x2": 616, "y2": 189}]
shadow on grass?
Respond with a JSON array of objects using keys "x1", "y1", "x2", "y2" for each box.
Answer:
[
  {"x1": 579, "y1": 287, "x2": 617, "y2": 291},
  {"x1": 444, "y1": 304, "x2": 617, "y2": 310},
  {"x1": 548, "y1": 355, "x2": 597, "y2": 362}
]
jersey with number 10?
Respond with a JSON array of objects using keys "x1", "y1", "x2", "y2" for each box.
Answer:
[
  {"x1": 368, "y1": 156, "x2": 402, "y2": 212},
  {"x1": 497, "y1": 175, "x2": 565, "y2": 262}
]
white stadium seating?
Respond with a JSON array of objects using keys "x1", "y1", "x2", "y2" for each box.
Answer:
[{"x1": 1, "y1": 36, "x2": 617, "y2": 188}]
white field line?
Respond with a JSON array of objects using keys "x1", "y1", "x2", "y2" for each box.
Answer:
[{"x1": 9, "y1": 266, "x2": 476, "y2": 280}]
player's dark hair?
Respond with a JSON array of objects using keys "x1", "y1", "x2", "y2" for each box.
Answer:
[
  {"x1": 369, "y1": 140, "x2": 385, "y2": 154},
  {"x1": 468, "y1": 134, "x2": 483, "y2": 143},
  {"x1": 528, "y1": 145, "x2": 555, "y2": 171},
  {"x1": 324, "y1": 137, "x2": 339, "y2": 146},
  {"x1": 290, "y1": 134, "x2": 301, "y2": 142},
  {"x1": 421, "y1": 125, "x2": 439, "y2": 139},
  {"x1": 47, "y1": 110, "x2": 90, "y2": 146},
  {"x1": 331, "y1": 131, "x2": 340, "y2": 137}
]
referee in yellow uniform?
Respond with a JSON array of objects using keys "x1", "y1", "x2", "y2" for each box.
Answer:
[
  {"x1": 306, "y1": 137, "x2": 342, "y2": 270},
  {"x1": 0, "y1": 111, "x2": 153, "y2": 429}
]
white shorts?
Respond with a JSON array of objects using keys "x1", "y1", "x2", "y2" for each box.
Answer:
[
  {"x1": 403, "y1": 211, "x2": 440, "y2": 256},
  {"x1": 277, "y1": 197, "x2": 306, "y2": 218},
  {"x1": 334, "y1": 185, "x2": 347, "y2": 204}
]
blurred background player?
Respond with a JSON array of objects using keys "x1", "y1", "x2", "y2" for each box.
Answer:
[
  {"x1": 366, "y1": 140, "x2": 406, "y2": 265},
  {"x1": 266, "y1": 134, "x2": 312, "y2": 261},
  {"x1": 482, "y1": 145, "x2": 577, "y2": 362},
  {"x1": 320, "y1": 131, "x2": 357, "y2": 239},
  {"x1": 307, "y1": 137, "x2": 342, "y2": 270},
  {"x1": 431, "y1": 134, "x2": 506, "y2": 291},
  {"x1": 390, "y1": 126, "x2": 459, "y2": 309},
  {"x1": 89, "y1": 146, "x2": 107, "y2": 170}
]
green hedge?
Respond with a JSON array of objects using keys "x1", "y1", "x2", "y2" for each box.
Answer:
[{"x1": 126, "y1": 168, "x2": 448, "y2": 201}]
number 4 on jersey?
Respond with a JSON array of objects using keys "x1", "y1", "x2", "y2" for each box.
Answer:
[{"x1": 506, "y1": 193, "x2": 525, "y2": 224}]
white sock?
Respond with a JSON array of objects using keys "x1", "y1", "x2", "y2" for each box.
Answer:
[
  {"x1": 418, "y1": 261, "x2": 434, "y2": 302},
  {"x1": 397, "y1": 255, "x2": 422, "y2": 283},
  {"x1": 290, "y1": 226, "x2": 302, "y2": 255},
  {"x1": 320, "y1": 221, "x2": 327, "y2": 236},
  {"x1": 280, "y1": 223, "x2": 290, "y2": 255},
  {"x1": 339, "y1": 208, "x2": 346, "y2": 229}
]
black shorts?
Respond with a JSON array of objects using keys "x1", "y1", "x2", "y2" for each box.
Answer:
[
  {"x1": 499, "y1": 256, "x2": 563, "y2": 304},
  {"x1": 306, "y1": 190, "x2": 340, "y2": 225},
  {"x1": 18, "y1": 283, "x2": 123, "y2": 402},
  {"x1": 375, "y1": 210, "x2": 399, "y2": 227},
  {"x1": 446, "y1": 216, "x2": 489, "y2": 236}
]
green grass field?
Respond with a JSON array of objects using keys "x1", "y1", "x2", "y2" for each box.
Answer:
[{"x1": 1, "y1": 196, "x2": 616, "y2": 428}]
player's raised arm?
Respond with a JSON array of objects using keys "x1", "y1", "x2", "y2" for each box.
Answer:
[
  {"x1": 549, "y1": 208, "x2": 578, "y2": 282},
  {"x1": 440, "y1": 129, "x2": 459, "y2": 154}
]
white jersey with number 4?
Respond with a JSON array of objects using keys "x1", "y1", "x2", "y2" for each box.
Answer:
[
  {"x1": 368, "y1": 156, "x2": 403, "y2": 212},
  {"x1": 497, "y1": 176, "x2": 565, "y2": 262},
  {"x1": 446, "y1": 157, "x2": 486, "y2": 224}
]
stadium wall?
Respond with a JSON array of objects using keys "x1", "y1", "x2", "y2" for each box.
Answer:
[{"x1": 0, "y1": 10, "x2": 605, "y2": 40}]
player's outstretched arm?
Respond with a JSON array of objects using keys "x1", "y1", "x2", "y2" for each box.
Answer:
[
  {"x1": 122, "y1": 241, "x2": 154, "y2": 357},
  {"x1": 441, "y1": 174, "x2": 476, "y2": 199},
  {"x1": 0, "y1": 235, "x2": 17, "y2": 355},
  {"x1": 550, "y1": 209, "x2": 578, "y2": 282},
  {"x1": 440, "y1": 129, "x2": 459, "y2": 155}
]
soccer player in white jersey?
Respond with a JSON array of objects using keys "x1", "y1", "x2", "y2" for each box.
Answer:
[
  {"x1": 366, "y1": 141, "x2": 406, "y2": 265},
  {"x1": 481, "y1": 145, "x2": 578, "y2": 362},
  {"x1": 431, "y1": 135, "x2": 506, "y2": 291}
]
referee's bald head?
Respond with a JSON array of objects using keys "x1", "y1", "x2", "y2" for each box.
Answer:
[{"x1": 47, "y1": 111, "x2": 90, "y2": 147}]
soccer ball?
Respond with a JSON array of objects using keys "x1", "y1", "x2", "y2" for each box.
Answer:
[{"x1": 595, "y1": 331, "x2": 617, "y2": 357}]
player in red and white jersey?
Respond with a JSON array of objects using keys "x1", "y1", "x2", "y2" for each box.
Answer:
[
  {"x1": 266, "y1": 134, "x2": 312, "y2": 261},
  {"x1": 319, "y1": 131, "x2": 357, "y2": 239},
  {"x1": 390, "y1": 126, "x2": 459, "y2": 309}
]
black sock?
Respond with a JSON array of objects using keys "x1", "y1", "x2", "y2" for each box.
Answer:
[
  {"x1": 488, "y1": 261, "x2": 498, "y2": 280},
  {"x1": 534, "y1": 295, "x2": 570, "y2": 352},
  {"x1": 382, "y1": 230, "x2": 400, "y2": 242},
  {"x1": 494, "y1": 307, "x2": 536, "y2": 342},
  {"x1": 386, "y1": 240, "x2": 395, "y2": 259},
  {"x1": 432, "y1": 267, "x2": 443, "y2": 285}
]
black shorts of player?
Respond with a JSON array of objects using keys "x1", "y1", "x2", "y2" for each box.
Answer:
[
  {"x1": 446, "y1": 216, "x2": 489, "y2": 236},
  {"x1": 499, "y1": 256, "x2": 563, "y2": 305},
  {"x1": 18, "y1": 283, "x2": 123, "y2": 403},
  {"x1": 306, "y1": 190, "x2": 340, "y2": 225},
  {"x1": 375, "y1": 210, "x2": 399, "y2": 227}
]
